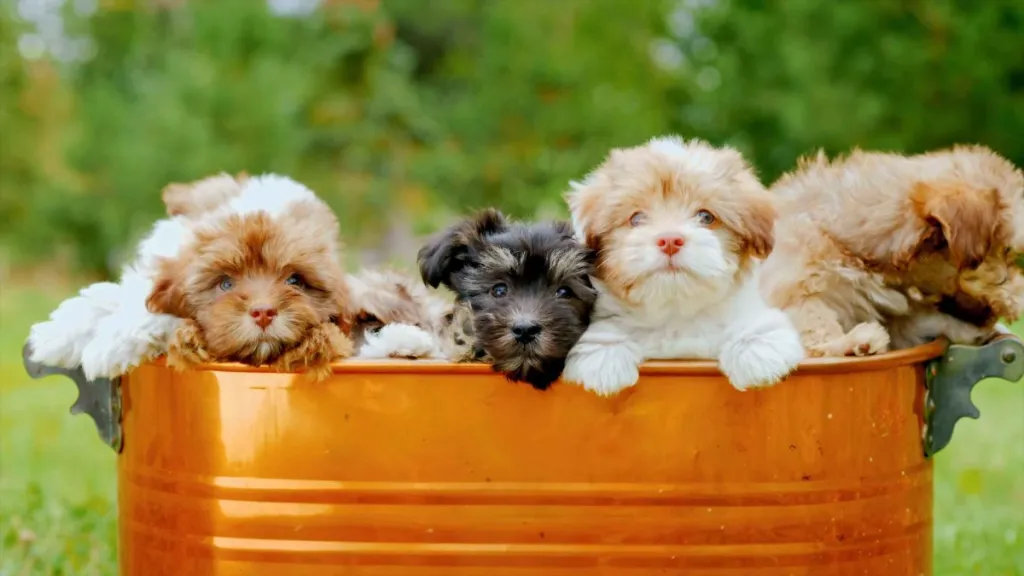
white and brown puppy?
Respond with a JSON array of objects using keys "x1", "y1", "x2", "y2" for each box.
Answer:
[
  {"x1": 760, "y1": 146, "x2": 1024, "y2": 355},
  {"x1": 347, "y1": 268, "x2": 461, "y2": 360},
  {"x1": 562, "y1": 136, "x2": 804, "y2": 396}
]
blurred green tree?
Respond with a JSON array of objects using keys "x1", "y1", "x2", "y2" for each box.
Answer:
[
  {"x1": 672, "y1": 0, "x2": 1024, "y2": 182},
  {"x1": 1, "y1": 0, "x2": 1023, "y2": 277},
  {"x1": 47, "y1": 0, "x2": 423, "y2": 274},
  {"x1": 385, "y1": 0, "x2": 677, "y2": 218}
]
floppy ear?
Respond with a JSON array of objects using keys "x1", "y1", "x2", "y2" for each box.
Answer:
[
  {"x1": 912, "y1": 181, "x2": 999, "y2": 268},
  {"x1": 145, "y1": 259, "x2": 190, "y2": 317},
  {"x1": 417, "y1": 208, "x2": 508, "y2": 289},
  {"x1": 713, "y1": 176, "x2": 776, "y2": 259},
  {"x1": 733, "y1": 195, "x2": 776, "y2": 259}
]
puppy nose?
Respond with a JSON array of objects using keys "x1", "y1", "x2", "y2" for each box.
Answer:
[
  {"x1": 249, "y1": 306, "x2": 278, "y2": 329},
  {"x1": 656, "y1": 234, "x2": 685, "y2": 256},
  {"x1": 511, "y1": 321, "x2": 542, "y2": 344}
]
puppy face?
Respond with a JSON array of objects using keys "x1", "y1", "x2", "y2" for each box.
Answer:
[
  {"x1": 900, "y1": 147, "x2": 1024, "y2": 324},
  {"x1": 418, "y1": 210, "x2": 597, "y2": 389},
  {"x1": 147, "y1": 202, "x2": 353, "y2": 365},
  {"x1": 567, "y1": 136, "x2": 774, "y2": 304}
]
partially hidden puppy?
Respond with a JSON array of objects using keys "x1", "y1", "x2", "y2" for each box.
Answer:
[
  {"x1": 417, "y1": 209, "x2": 597, "y2": 390},
  {"x1": 347, "y1": 269, "x2": 459, "y2": 360},
  {"x1": 145, "y1": 174, "x2": 356, "y2": 381},
  {"x1": 27, "y1": 172, "x2": 247, "y2": 379},
  {"x1": 760, "y1": 146, "x2": 1024, "y2": 355},
  {"x1": 562, "y1": 135, "x2": 805, "y2": 396}
]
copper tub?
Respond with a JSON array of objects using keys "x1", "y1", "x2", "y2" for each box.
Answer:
[{"x1": 23, "y1": 336, "x2": 1024, "y2": 575}]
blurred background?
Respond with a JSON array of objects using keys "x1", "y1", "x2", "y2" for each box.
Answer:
[{"x1": 0, "y1": 0, "x2": 1021, "y2": 574}]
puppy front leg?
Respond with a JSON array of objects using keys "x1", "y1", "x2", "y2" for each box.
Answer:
[
  {"x1": 273, "y1": 322, "x2": 354, "y2": 382},
  {"x1": 788, "y1": 297, "x2": 890, "y2": 357},
  {"x1": 167, "y1": 319, "x2": 211, "y2": 371},
  {"x1": 562, "y1": 320, "x2": 643, "y2": 397},
  {"x1": 719, "y1": 307, "x2": 805, "y2": 391}
]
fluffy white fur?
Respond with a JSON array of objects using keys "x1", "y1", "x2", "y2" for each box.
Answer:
[
  {"x1": 29, "y1": 217, "x2": 193, "y2": 378},
  {"x1": 27, "y1": 173, "x2": 319, "y2": 379},
  {"x1": 561, "y1": 136, "x2": 805, "y2": 396}
]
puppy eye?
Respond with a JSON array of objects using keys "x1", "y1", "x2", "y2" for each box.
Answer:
[
  {"x1": 490, "y1": 283, "x2": 508, "y2": 298},
  {"x1": 218, "y1": 277, "x2": 234, "y2": 291},
  {"x1": 555, "y1": 286, "x2": 574, "y2": 299},
  {"x1": 629, "y1": 211, "x2": 646, "y2": 227},
  {"x1": 696, "y1": 210, "x2": 716, "y2": 226},
  {"x1": 285, "y1": 273, "x2": 306, "y2": 288}
]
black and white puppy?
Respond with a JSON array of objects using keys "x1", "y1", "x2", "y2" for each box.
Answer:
[{"x1": 418, "y1": 209, "x2": 597, "y2": 390}]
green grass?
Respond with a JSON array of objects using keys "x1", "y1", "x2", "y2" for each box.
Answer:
[{"x1": 1, "y1": 283, "x2": 1022, "y2": 575}]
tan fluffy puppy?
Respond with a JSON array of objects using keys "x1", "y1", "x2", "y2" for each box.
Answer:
[
  {"x1": 563, "y1": 136, "x2": 804, "y2": 396},
  {"x1": 761, "y1": 146, "x2": 1024, "y2": 356}
]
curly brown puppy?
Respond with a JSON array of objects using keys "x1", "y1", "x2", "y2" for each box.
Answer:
[{"x1": 146, "y1": 174, "x2": 355, "y2": 381}]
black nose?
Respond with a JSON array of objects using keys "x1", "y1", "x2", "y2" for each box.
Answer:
[{"x1": 511, "y1": 322, "x2": 542, "y2": 343}]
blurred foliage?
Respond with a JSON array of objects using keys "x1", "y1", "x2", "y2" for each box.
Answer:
[
  {"x1": 0, "y1": 0, "x2": 1022, "y2": 277},
  {"x1": 677, "y1": 0, "x2": 1024, "y2": 179}
]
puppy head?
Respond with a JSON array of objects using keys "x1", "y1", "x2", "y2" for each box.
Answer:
[
  {"x1": 147, "y1": 181, "x2": 353, "y2": 365},
  {"x1": 567, "y1": 136, "x2": 774, "y2": 304},
  {"x1": 910, "y1": 180, "x2": 1002, "y2": 269},
  {"x1": 904, "y1": 146, "x2": 1024, "y2": 323},
  {"x1": 418, "y1": 211, "x2": 597, "y2": 389}
]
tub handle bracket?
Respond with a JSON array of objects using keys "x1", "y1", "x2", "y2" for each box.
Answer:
[
  {"x1": 21, "y1": 342, "x2": 123, "y2": 453},
  {"x1": 923, "y1": 334, "x2": 1024, "y2": 457}
]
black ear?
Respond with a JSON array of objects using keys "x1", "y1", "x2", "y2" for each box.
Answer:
[{"x1": 417, "y1": 209, "x2": 508, "y2": 289}]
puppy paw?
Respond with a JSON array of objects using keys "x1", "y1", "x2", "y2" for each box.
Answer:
[
  {"x1": 167, "y1": 319, "x2": 210, "y2": 371},
  {"x1": 720, "y1": 326, "x2": 805, "y2": 391},
  {"x1": 846, "y1": 322, "x2": 890, "y2": 355},
  {"x1": 806, "y1": 322, "x2": 890, "y2": 357},
  {"x1": 274, "y1": 323, "x2": 352, "y2": 382},
  {"x1": 562, "y1": 342, "x2": 642, "y2": 397},
  {"x1": 357, "y1": 323, "x2": 442, "y2": 359}
]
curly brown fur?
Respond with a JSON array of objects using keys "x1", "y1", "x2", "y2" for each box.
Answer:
[
  {"x1": 271, "y1": 322, "x2": 351, "y2": 382},
  {"x1": 146, "y1": 176, "x2": 355, "y2": 379},
  {"x1": 167, "y1": 318, "x2": 210, "y2": 371},
  {"x1": 761, "y1": 145, "x2": 1024, "y2": 355},
  {"x1": 417, "y1": 209, "x2": 597, "y2": 389}
]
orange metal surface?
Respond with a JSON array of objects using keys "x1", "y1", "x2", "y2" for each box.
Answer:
[{"x1": 118, "y1": 342, "x2": 943, "y2": 576}]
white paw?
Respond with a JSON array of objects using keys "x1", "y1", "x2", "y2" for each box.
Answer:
[
  {"x1": 719, "y1": 327, "x2": 805, "y2": 391},
  {"x1": 562, "y1": 342, "x2": 642, "y2": 397},
  {"x1": 846, "y1": 322, "x2": 890, "y2": 355},
  {"x1": 357, "y1": 323, "x2": 441, "y2": 359}
]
